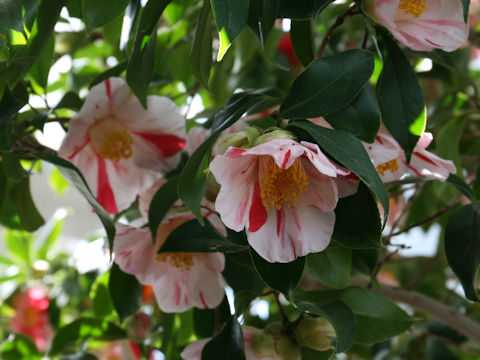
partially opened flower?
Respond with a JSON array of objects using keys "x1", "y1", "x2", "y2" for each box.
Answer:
[
  {"x1": 58, "y1": 77, "x2": 186, "y2": 214},
  {"x1": 113, "y1": 216, "x2": 225, "y2": 313},
  {"x1": 364, "y1": 129, "x2": 456, "y2": 182},
  {"x1": 365, "y1": 0, "x2": 469, "y2": 51},
  {"x1": 209, "y1": 135, "x2": 356, "y2": 263}
]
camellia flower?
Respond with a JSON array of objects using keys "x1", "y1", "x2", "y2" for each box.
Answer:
[
  {"x1": 113, "y1": 216, "x2": 225, "y2": 312},
  {"x1": 365, "y1": 0, "x2": 469, "y2": 52},
  {"x1": 209, "y1": 134, "x2": 357, "y2": 263},
  {"x1": 58, "y1": 77, "x2": 186, "y2": 214},
  {"x1": 11, "y1": 287, "x2": 53, "y2": 351},
  {"x1": 363, "y1": 129, "x2": 456, "y2": 182}
]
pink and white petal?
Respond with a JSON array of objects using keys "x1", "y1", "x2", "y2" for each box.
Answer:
[
  {"x1": 300, "y1": 141, "x2": 338, "y2": 177},
  {"x1": 138, "y1": 178, "x2": 167, "y2": 218},
  {"x1": 335, "y1": 173, "x2": 360, "y2": 198},
  {"x1": 210, "y1": 151, "x2": 258, "y2": 231},
  {"x1": 308, "y1": 117, "x2": 333, "y2": 129},
  {"x1": 247, "y1": 206, "x2": 335, "y2": 263},
  {"x1": 364, "y1": 133, "x2": 403, "y2": 167},
  {"x1": 77, "y1": 78, "x2": 131, "y2": 123},
  {"x1": 181, "y1": 339, "x2": 211, "y2": 360},
  {"x1": 57, "y1": 119, "x2": 90, "y2": 159},
  {"x1": 409, "y1": 150, "x2": 456, "y2": 181},
  {"x1": 114, "y1": 95, "x2": 185, "y2": 137},
  {"x1": 296, "y1": 160, "x2": 339, "y2": 212},
  {"x1": 414, "y1": 132, "x2": 433, "y2": 151},
  {"x1": 185, "y1": 126, "x2": 209, "y2": 156},
  {"x1": 244, "y1": 139, "x2": 305, "y2": 170}
]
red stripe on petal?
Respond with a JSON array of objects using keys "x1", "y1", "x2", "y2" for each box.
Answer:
[
  {"x1": 129, "y1": 342, "x2": 141, "y2": 359},
  {"x1": 248, "y1": 182, "x2": 268, "y2": 232},
  {"x1": 66, "y1": 139, "x2": 89, "y2": 160},
  {"x1": 96, "y1": 155, "x2": 118, "y2": 214},
  {"x1": 173, "y1": 283, "x2": 181, "y2": 307},
  {"x1": 375, "y1": 135, "x2": 384, "y2": 145},
  {"x1": 413, "y1": 151, "x2": 438, "y2": 167},
  {"x1": 136, "y1": 132, "x2": 186, "y2": 157},
  {"x1": 282, "y1": 149, "x2": 291, "y2": 169},
  {"x1": 105, "y1": 78, "x2": 113, "y2": 111},
  {"x1": 277, "y1": 209, "x2": 285, "y2": 239},
  {"x1": 199, "y1": 291, "x2": 209, "y2": 309},
  {"x1": 402, "y1": 159, "x2": 422, "y2": 177}
]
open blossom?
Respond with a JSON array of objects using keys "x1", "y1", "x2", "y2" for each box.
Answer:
[
  {"x1": 11, "y1": 287, "x2": 53, "y2": 351},
  {"x1": 363, "y1": 129, "x2": 456, "y2": 182},
  {"x1": 365, "y1": 0, "x2": 469, "y2": 52},
  {"x1": 113, "y1": 216, "x2": 225, "y2": 312},
  {"x1": 209, "y1": 137, "x2": 357, "y2": 263},
  {"x1": 58, "y1": 77, "x2": 186, "y2": 214}
]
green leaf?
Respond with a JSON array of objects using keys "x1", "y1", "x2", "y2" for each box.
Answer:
[
  {"x1": 446, "y1": 174, "x2": 476, "y2": 202},
  {"x1": 158, "y1": 218, "x2": 249, "y2": 253},
  {"x1": 290, "y1": 20, "x2": 314, "y2": 67},
  {"x1": 377, "y1": 29, "x2": 425, "y2": 161},
  {"x1": 4, "y1": 229, "x2": 32, "y2": 267},
  {"x1": 306, "y1": 247, "x2": 352, "y2": 289},
  {"x1": 462, "y1": 0, "x2": 470, "y2": 22},
  {"x1": 109, "y1": 263, "x2": 142, "y2": 321},
  {"x1": 127, "y1": 0, "x2": 171, "y2": 107},
  {"x1": 277, "y1": 0, "x2": 334, "y2": 19},
  {"x1": 190, "y1": 0, "x2": 213, "y2": 89},
  {"x1": 223, "y1": 251, "x2": 266, "y2": 294},
  {"x1": 445, "y1": 202, "x2": 480, "y2": 302},
  {"x1": 194, "y1": 297, "x2": 231, "y2": 338},
  {"x1": 89, "y1": 61, "x2": 127, "y2": 89},
  {"x1": 37, "y1": 212, "x2": 64, "y2": 259},
  {"x1": 83, "y1": 0, "x2": 130, "y2": 32},
  {"x1": 210, "y1": 0, "x2": 249, "y2": 61},
  {"x1": 0, "y1": 334, "x2": 40, "y2": 360},
  {"x1": 50, "y1": 318, "x2": 127, "y2": 355},
  {"x1": 246, "y1": 0, "x2": 278, "y2": 46},
  {"x1": 2, "y1": 153, "x2": 26, "y2": 182},
  {"x1": 287, "y1": 120, "x2": 389, "y2": 224},
  {"x1": 0, "y1": 86, "x2": 29, "y2": 151},
  {"x1": 35, "y1": 153, "x2": 115, "y2": 251},
  {"x1": 90, "y1": 272, "x2": 114, "y2": 318},
  {"x1": 54, "y1": 91, "x2": 84, "y2": 111},
  {"x1": 279, "y1": 49, "x2": 374, "y2": 119},
  {"x1": 250, "y1": 249, "x2": 304, "y2": 297},
  {"x1": 10, "y1": 177, "x2": 45, "y2": 232},
  {"x1": 294, "y1": 287, "x2": 414, "y2": 344},
  {"x1": 28, "y1": 36, "x2": 54, "y2": 93},
  {"x1": 293, "y1": 295, "x2": 356, "y2": 353},
  {"x1": 436, "y1": 116, "x2": 467, "y2": 175},
  {"x1": 148, "y1": 176, "x2": 179, "y2": 240},
  {"x1": 325, "y1": 85, "x2": 381, "y2": 143},
  {"x1": 333, "y1": 182, "x2": 383, "y2": 249},
  {"x1": 233, "y1": 290, "x2": 258, "y2": 315},
  {"x1": 202, "y1": 316, "x2": 245, "y2": 360}
]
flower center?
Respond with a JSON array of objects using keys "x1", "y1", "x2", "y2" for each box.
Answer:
[
  {"x1": 398, "y1": 0, "x2": 427, "y2": 17},
  {"x1": 156, "y1": 252, "x2": 194, "y2": 272},
  {"x1": 259, "y1": 157, "x2": 309, "y2": 210},
  {"x1": 376, "y1": 159, "x2": 399, "y2": 176},
  {"x1": 88, "y1": 119, "x2": 134, "y2": 162}
]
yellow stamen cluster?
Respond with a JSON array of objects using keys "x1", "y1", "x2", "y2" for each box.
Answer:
[
  {"x1": 89, "y1": 119, "x2": 134, "y2": 162},
  {"x1": 376, "y1": 159, "x2": 399, "y2": 176},
  {"x1": 260, "y1": 158, "x2": 309, "y2": 210},
  {"x1": 156, "y1": 252, "x2": 194, "y2": 272},
  {"x1": 399, "y1": 0, "x2": 428, "y2": 17}
]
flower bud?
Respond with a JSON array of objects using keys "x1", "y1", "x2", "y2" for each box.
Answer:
[
  {"x1": 250, "y1": 329, "x2": 277, "y2": 357},
  {"x1": 216, "y1": 127, "x2": 261, "y2": 154},
  {"x1": 276, "y1": 336, "x2": 301, "y2": 360},
  {"x1": 126, "y1": 312, "x2": 150, "y2": 341},
  {"x1": 294, "y1": 316, "x2": 335, "y2": 351},
  {"x1": 253, "y1": 129, "x2": 296, "y2": 146}
]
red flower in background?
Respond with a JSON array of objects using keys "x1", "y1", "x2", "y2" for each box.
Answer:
[
  {"x1": 11, "y1": 287, "x2": 53, "y2": 351},
  {"x1": 277, "y1": 34, "x2": 301, "y2": 68}
]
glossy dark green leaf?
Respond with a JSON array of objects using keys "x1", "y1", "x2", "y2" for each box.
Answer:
[
  {"x1": 10, "y1": 177, "x2": 45, "y2": 232},
  {"x1": 0, "y1": 86, "x2": 29, "y2": 151},
  {"x1": 333, "y1": 182, "x2": 382, "y2": 249},
  {"x1": 279, "y1": 49, "x2": 374, "y2": 119},
  {"x1": 234, "y1": 290, "x2": 258, "y2": 314},
  {"x1": 109, "y1": 263, "x2": 142, "y2": 321},
  {"x1": 210, "y1": 0, "x2": 249, "y2": 61},
  {"x1": 463, "y1": 0, "x2": 470, "y2": 22},
  {"x1": 190, "y1": 0, "x2": 212, "y2": 89},
  {"x1": 127, "y1": 0, "x2": 171, "y2": 107},
  {"x1": 288, "y1": 120, "x2": 389, "y2": 224},
  {"x1": 293, "y1": 295, "x2": 356, "y2": 353},
  {"x1": 277, "y1": 0, "x2": 334, "y2": 19},
  {"x1": 159, "y1": 218, "x2": 249, "y2": 253},
  {"x1": 306, "y1": 247, "x2": 352, "y2": 289},
  {"x1": 290, "y1": 20, "x2": 314, "y2": 67},
  {"x1": 377, "y1": 29, "x2": 425, "y2": 161},
  {"x1": 83, "y1": 0, "x2": 130, "y2": 32},
  {"x1": 50, "y1": 318, "x2": 126, "y2": 355},
  {"x1": 35, "y1": 153, "x2": 115, "y2": 251},
  {"x1": 445, "y1": 202, "x2": 480, "y2": 302},
  {"x1": 90, "y1": 61, "x2": 128, "y2": 89},
  {"x1": 325, "y1": 85, "x2": 380, "y2": 143},
  {"x1": 223, "y1": 252, "x2": 266, "y2": 294},
  {"x1": 2, "y1": 153, "x2": 26, "y2": 182},
  {"x1": 148, "y1": 176, "x2": 179, "y2": 240},
  {"x1": 28, "y1": 36, "x2": 54, "y2": 93},
  {"x1": 54, "y1": 91, "x2": 84, "y2": 111},
  {"x1": 0, "y1": 334, "x2": 40, "y2": 360},
  {"x1": 447, "y1": 174, "x2": 476, "y2": 202},
  {"x1": 250, "y1": 249, "x2": 304, "y2": 297},
  {"x1": 246, "y1": 0, "x2": 278, "y2": 45},
  {"x1": 194, "y1": 297, "x2": 231, "y2": 338},
  {"x1": 201, "y1": 316, "x2": 245, "y2": 360}
]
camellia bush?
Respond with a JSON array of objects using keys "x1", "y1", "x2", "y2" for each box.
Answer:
[{"x1": 1, "y1": 0, "x2": 480, "y2": 359}]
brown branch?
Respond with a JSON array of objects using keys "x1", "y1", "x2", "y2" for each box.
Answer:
[{"x1": 318, "y1": 5, "x2": 357, "y2": 57}]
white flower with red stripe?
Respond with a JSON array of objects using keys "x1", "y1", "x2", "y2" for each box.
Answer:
[
  {"x1": 209, "y1": 136, "x2": 356, "y2": 263},
  {"x1": 58, "y1": 77, "x2": 186, "y2": 214},
  {"x1": 363, "y1": 129, "x2": 456, "y2": 182},
  {"x1": 365, "y1": 0, "x2": 469, "y2": 51},
  {"x1": 113, "y1": 217, "x2": 225, "y2": 313}
]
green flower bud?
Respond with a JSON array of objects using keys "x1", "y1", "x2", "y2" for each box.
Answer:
[
  {"x1": 276, "y1": 336, "x2": 301, "y2": 360},
  {"x1": 294, "y1": 316, "x2": 335, "y2": 351},
  {"x1": 250, "y1": 330, "x2": 277, "y2": 357},
  {"x1": 216, "y1": 127, "x2": 261, "y2": 154},
  {"x1": 253, "y1": 129, "x2": 297, "y2": 146}
]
